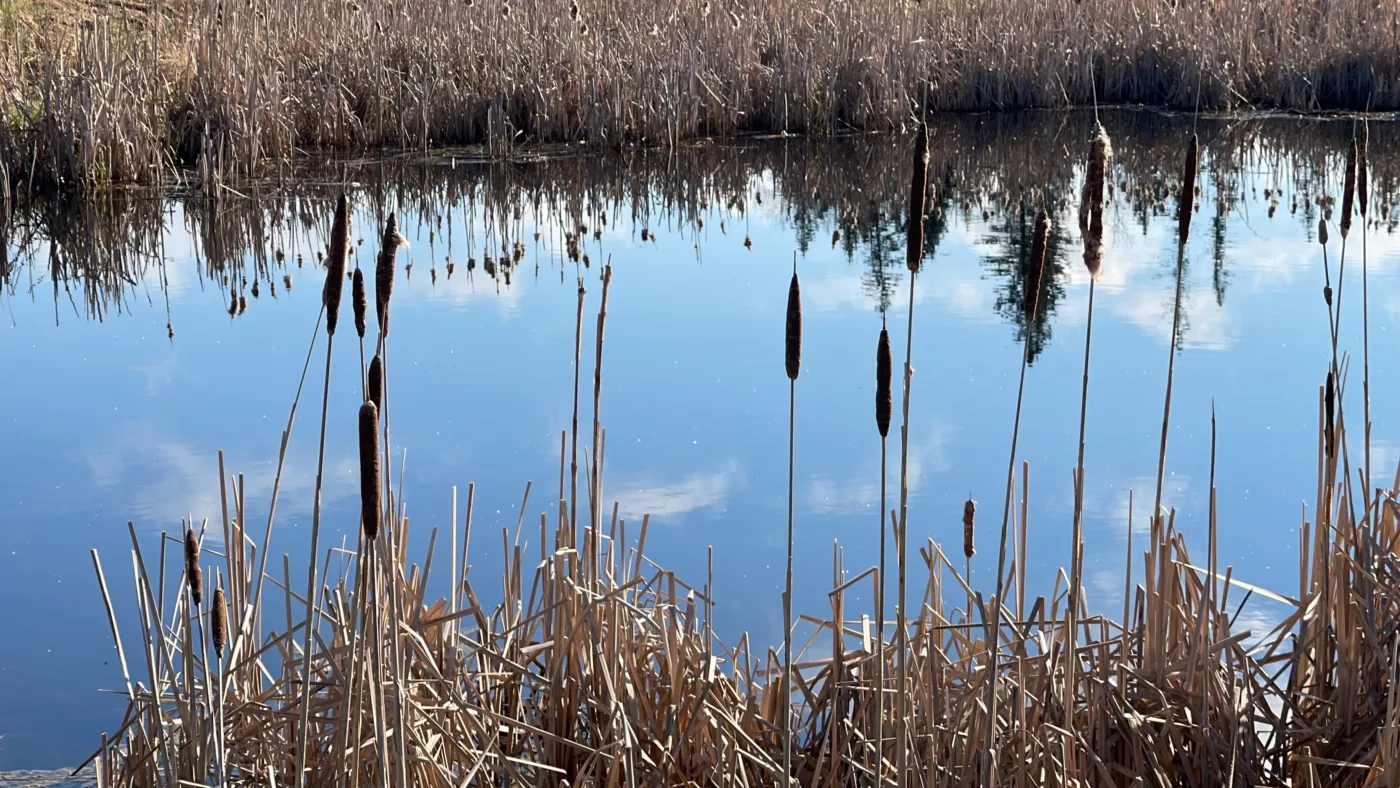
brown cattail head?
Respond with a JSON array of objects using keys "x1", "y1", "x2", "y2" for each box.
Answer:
[
  {"x1": 1024, "y1": 210, "x2": 1051, "y2": 323},
  {"x1": 1177, "y1": 136, "x2": 1199, "y2": 245},
  {"x1": 785, "y1": 271, "x2": 802, "y2": 380},
  {"x1": 367, "y1": 354, "x2": 383, "y2": 414},
  {"x1": 359, "y1": 401, "x2": 382, "y2": 542},
  {"x1": 376, "y1": 214, "x2": 405, "y2": 336},
  {"x1": 352, "y1": 268, "x2": 367, "y2": 339},
  {"x1": 907, "y1": 123, "x2": 929, "y2": 273},
  {"x1": 1319, "y1": 217, "x2": 1329, "y2": 246},
  {"x1": 962, "y1": 498, "x2": 976, "y2": 559},
  {"x1": 323, "y1": 195, "x2": 350, "y2": 336},
  {"x1": 211, "y1": 587, "x2": 227, "y2": 656},
  {"x1": 1341, "y1": 140, "x2": 1357, "y2": 238},
  {"x1": 183, "y1": 529, "x2": 202, "y2": 606},
  {"x1": 1325, "y1": 370, "x2": 1336, "y2": 460},
  {"x1": 875, "y1": 327, "x2": 892, "y2": 438},
  {"x1": 1081, "y1": 123, "x2": 1112, "y2": 278},
  {"x1": 1358, "y1": 127, "x2": 1369, "y2": 218}
]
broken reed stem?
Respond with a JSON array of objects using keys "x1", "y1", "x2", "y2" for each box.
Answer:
[
  {"x1": 295, "y1": 194, "x2": 349, "y2": 788},
  {"x1": 984, "y1": 208, "x2": 1050, "y2": 788},
  {"x1": 783, "y1": 263, "x2": 801, "y2": 785},
  {"x1": 1153, "y1": 135, "x2": 1198, "y2": 529},
  {"x1": 874, "y1": 320, "x2": 892, "y2": 783},
  {"x1": 895, "y1": 122, "x2": 928, "y2": 788}
]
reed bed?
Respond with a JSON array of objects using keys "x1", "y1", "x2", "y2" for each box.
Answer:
[{"x1": 2, "y1": 0, "x2": 1399, "y2": 193}]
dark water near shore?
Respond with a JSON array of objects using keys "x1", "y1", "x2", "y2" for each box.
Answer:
[{"x1": 2, "y1": 109, "x2": 1398, "y2": 769}]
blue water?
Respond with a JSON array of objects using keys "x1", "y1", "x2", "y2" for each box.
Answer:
[{"x1": 1, "y1": 115, "x2": 1395, "y2": 769}]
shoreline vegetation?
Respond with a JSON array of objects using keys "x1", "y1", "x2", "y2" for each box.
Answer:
[
  {"x1": 80, "y1": 113, "x2": 1400, "y2": 784},
  {"x1": 1, "y1": 0, "x2": 1398, "y2": 195}
]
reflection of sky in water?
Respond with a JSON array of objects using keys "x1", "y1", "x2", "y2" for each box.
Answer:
[{"x1": 3, "y1": 142, "x2": 1399, "y2": 768}]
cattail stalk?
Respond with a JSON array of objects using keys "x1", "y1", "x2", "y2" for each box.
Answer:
[
  {"x1": 962, "y1": 497, "x2": 975, "y2": 625},
  {"x1": 782, "y1": 263, "x2": 801, "y2": 785},
  {"x1": 1153, "y1": 138, "x2": 1198, "y2": 532},
  {"x1": 895, "y1": 124, "x2": 928, "y2": 788},
  {"x1": 295, "y1": 194, "x2": 350, "y2": 788},
  {"x1": 1067, "y1": 124, "x2": 1110, "y2": 744},
  {"x1": 353, "y1": 267, "x2": 368, "y2": 390},
  {"x1": 1359, "y1": 127, "x2": 1373, "y2": 524},
  {"x1": 874, "y1": 321, "x2": 891, "y2": 781},
  {"x1": 211, "y1": 584, "x2": 228, "y2": 788},
  {"x1": 984, "y1": 209, "x2": 1050, "y2": 787}
]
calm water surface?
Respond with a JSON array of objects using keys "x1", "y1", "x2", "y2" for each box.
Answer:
[{"x1": 3, "y1": 110, "x2": 1398, "y2": 768}]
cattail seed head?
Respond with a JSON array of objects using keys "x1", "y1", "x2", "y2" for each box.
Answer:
[
  {"x1": 1319, "y1": 218, "x2": 1329, "y2": 246},
  {"x1": 352, "y1": 268, "x2": 367, "y2": 339},
  {"x1": 1024, "y1": 210, "x2": 1051, "y2": 323},
  {"x1": 962, "y1": 498, "x2": 976, "y2": 559},
  {"x1": 785, "y1": 271, "x2": 802, "y2": 381},
  {"x1": 376, "y1": 214, "x2": 405, "y2": 335},
  {"x1": 875, "y1": 327, "x2": 892, "y2": 438},
  {"x1": 367, "y1": 354, "x2": 383, "y2": 414},
  {"x1": 1325, "y1": 370, "x2": 1336, "y2": 460},
  {"x1": 183, "y1": 529, "x2": 202, "y2": 606},
  {"x1": 1081, "y1": 123, "x2": 1112, "y2": 278},
  {"x1": 323, "y1": 195, "x2": 350, "y2": 336},
  {"x1": 211, "y1": 587, "x2": 227, "y2": 656},
  {"x1": 1177, "y1": 136, "x2": 1199, "y2": 245},
  {"x1": 907, "y1": 123, "x2": 929, "y2": 273},
  {"x1": 359, "y1": 401, "x2": 382, "y2": 542},
  {"x1": 1342, "y1": 141, "x2": 1357, "y2": 238},
  {"x1": 1358, "y1": 127, "x2": 1369, "y2": 219}
]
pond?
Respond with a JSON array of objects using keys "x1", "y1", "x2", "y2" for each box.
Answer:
[{"x1": 1, "y1": 109, "x2": 1394, "y2": 770}]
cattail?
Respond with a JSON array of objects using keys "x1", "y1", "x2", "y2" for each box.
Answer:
[
  {"x1": 875, "y1": 328, "x2": 892, "y2": 437},
  {"x1": 352, "y1": 268, "x2": 367, "y2": 339},
  {"x1": 368, "y1": 355, "x2": 383, "y2": 413},
  {"x1": 1081, "y1": 123, "x2": 1112, "y2": 278},
  {"x1": 831, "y1": 229, "x2": 841, "y2": 248},
  {"x1": 323, "y1": 195, "x2": 350, "y2": 336},
  {"x1": 183, "y1": 529, "x2": 202, "y2": 606},
  {"x1": 1319, "y1": 218, "x2": 1329, "y2": 246},
  {"x1": 1325, "y1": 370, "x2": 1336, "y2": 460},
  {"x1": 1024, "y1": 210, "x2": 1051, "y2": 322},
  {"x1": 907, "y1": 123, "x2": 929, "y2": 273},
  {"x1": 359, "y1": 401, "x2": 382, "y2": 541},
  {"x1": 376, "y1": 214, "x2": 404, "y2": 335},
  {"x1": 962, "y1": 498, "x2": 976, "y2": 559},
  {"x1": 1177, "y1": 136, "x2": 1199, "y2": 245},
  {"x1": 1358, "y1": 128, "x2": 1369, "y2": 218},
  {"x1": 1341, "y1": 141, "x2": 1357, "y2": 238},
  {"x1": 785, "y1": 272, "x2": 801, "y2": 381},
  {"x1": 211, "y1": 587, "x2": 227, "y2": 656}
]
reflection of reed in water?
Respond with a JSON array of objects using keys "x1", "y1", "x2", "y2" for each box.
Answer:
[{"x1": 4, "y1": 111, "x2": 1399, "y2": 348}]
